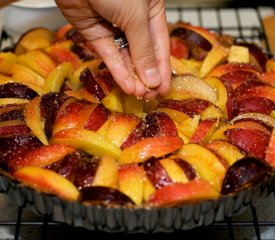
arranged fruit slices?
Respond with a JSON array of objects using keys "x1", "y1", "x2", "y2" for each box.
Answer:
[{"x1": 0, "y1": 21, "x2": 274, "y2": 211}]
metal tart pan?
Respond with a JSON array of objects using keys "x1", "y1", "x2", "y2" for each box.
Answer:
[{"x1": 0, "y1": 172, "x2": 274, "y2": 233}]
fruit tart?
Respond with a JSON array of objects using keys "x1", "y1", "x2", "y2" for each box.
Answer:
[{"x1": 0, "y1": 22, "x2": 274, "y2": 232}]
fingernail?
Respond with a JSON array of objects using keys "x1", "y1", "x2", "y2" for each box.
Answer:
[{"x1": 144, "y1": 68, "x2": 162, "y2": 88}]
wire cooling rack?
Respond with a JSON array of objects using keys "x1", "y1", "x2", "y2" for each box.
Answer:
[{"x1": 0, "y1": 5, "x2": 275, "y2": 240}]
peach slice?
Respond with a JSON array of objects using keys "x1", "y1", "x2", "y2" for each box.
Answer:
[
  {"x1": 80, "y1": 68, "x2": 106, "y2": 101},
  {"x1": 24, "y1": 96, "x2": 48, "y2": 145},
  {"x1": 235, "y1": 97, "x2": 274, "y2": 116},
  {"x1": 53, "y1": 101, "x2": 97, "y2": 135},
  {"x1": 143, "y1": 175, "x2": 156, "y2": 201},
  {"x1": 120, "y1": 111, "x2": 179, "y2": 150},
  {"x1": 160, "y1": 158, "x2": 189, "y2": 184},
  {"x1": 93, "y1": 69, "x2": 115, "y2": 96},
  {"x1": 147, "y1": 180, "x2": 219, "y2": 207},
  {"x1": 15, "y1": 27, "x2": 54, "y2": 55},
  {"x1": 225, "y1": 128, "x2": 271, "y2": 160},
  {"x1": 67, "y1": 59, "x2": 103, "y2": 90},
  {"x1": 203, "y1": 77, "x2": 228, "y2": 116},
  {"x1": 174, "y1": 22, "x2": 219, "y2": 46},
  {"x1": 177, "y1": 143, "x2": 226, "y2": 190},
  {"x1": 190, "y1": 118, "x2": 218, "y2": 144},
  {"x1": 170, "y1": 36, "x2": 189, "y2": 59},
  {"x1": 201, "y1": 105, "x2": 225, "y2": 120},
  {"x1": 205, "y1": 140, "x2": 246, "y2": 166},
  {"x1": 143, "y1": 99, "x2": 158, "y2": 114},
  {"x1": 200, "y1": 45, "x2": 229, "y2": 78},
  {"x1": 16, "y1": 50, "x2": 56, "y2": 78},
  {"x1": 209, "y1": 62, "x2": 260, "y2": 78},
  {"x1": 122, "y1": 94, "x2": 144, "y2": 118},
  {"x1": 93, "y1": 156, "x2": 118, "y2": 189},
  {"x1": 0, "y1": 73, "x2": 13, "y2": 85},
  {"x1": 265, "y1": 129, "x2": 275, "y2": 167},
  {"x1": 158, "y1": 107, "x2": 190, "y2": 124},
  {"x1": 96, "y1": 117, "x2": 112, "y2": 138},
  {"x1": 210, "y1": 119, "x2": 272, "y2": 142},
  {"x1": 230, "y1": 113, "x2": 275, "y2": 130},
  {"x1": 227, "y1": 45, "x2": 250, "y2": 63},
  {"x1": 13, "y1": 166, "x2": 79, "y2": 201},
  {"x1": 170, "y1": 56, "x2": 201, "y2": 76},
  {"x1": 143, "y1": 157, "x2": 172, "y2": 189},
  {"x1": 237, "y1": 42, "x2": 268, "y2": 70},
  {"x1": 45, "y1": 40, "x2": 81, "y2": 70},
  {"x1": 166, "y1": 75, "x2": 217, "y2": 103},
  {"x1": 0, "y1": 52, "x2": 17, "y2": 74},
  {"x1": 105, "y1": 112, "x2": 140, "y2": 147},
  {"x1": 65, "y1": 88, "x2": 99, "y2": 104},
  {"x1": 83, "y1": 103, "x2": 110, "y2": 132},
  {"x1": 51, "y1": 128, "x2": 121, "y2": 158},
  {"x1": 119, "y1": 136, "x2": 183, "y2": 164},
  {"x1": 228, "y1": 120, "x2": 271, "y2": 135},
  {"x1": 118, "y1": 163, "x2": 145, "y2": 205},
  {"x1": 236, "y1": 85, "x2": 275, "y2": 102},
  {"x1": 157, "y1": 99, "x2": 210, "y2": 118},
  {"x1": 11, "y1": 63, "x2": 45, "y2": 95},
  {"x1": 44, "y1": 62, "x2": 73, "y2": 94},
  {"x1": 0, "y1": 120, "x2": 30, "y2": 137},
  {"x1": 177, "y1": 115, "x2": 200, "y2": 138},
  {"x1": 0, "y1": 98, "x2": 30, "y2": 105},
  {"x1": 101, "y1": 87, "x2": 124, "y2": 113},
  {"x1": 8, "y1": 144, "x2": 75, "y2": 172}
]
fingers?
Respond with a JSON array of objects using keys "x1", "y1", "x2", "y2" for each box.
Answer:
[
  {"x1": 56, "y1": 0, "x2": 171, "y2": 99},
  {"x1": 123, "y1": 5, "x2": 163, "y2": 90},
  {"x1": 148, "y1": 1, "x2": 171, "y2": 96},
  {"x1": 91, "y1": 37, "x2": 136, "y2": 95},
  {"x1": 122, "y1": 0, "x2": 170, "y2": 96}
]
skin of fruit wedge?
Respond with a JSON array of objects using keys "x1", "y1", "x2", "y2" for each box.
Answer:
[
  {"x1": 147, "y1": 180, "x2": 219, "y2": 207},
  {"x1": 166, "y1": 74, "x2": 217, "y2": 103},
  {"x1": 51, "y1": 128, "x2": 121, "y2": 159},
  {"x1": 24, "y1": 96, "x2": 49, "y2": 145},
  {"x1": 200, "y1": 45, "x2": 229, "y2": 78},
  {"x1": 119, "y1": 136, "x2": 183, "y2": 164},
  {"x1": 15, "y1": 27, "x2": 54, "y2": 55},
  {"x1": 8, "y1": 144, "x2": 76, "y2": 172},
  {"x1": 13, "y1": 166, "x2": 80, "y2": 201}
]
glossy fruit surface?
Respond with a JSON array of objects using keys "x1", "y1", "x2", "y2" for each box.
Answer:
[{"x1": 0, "y1": 21, "x2": 273, "y2": 209}]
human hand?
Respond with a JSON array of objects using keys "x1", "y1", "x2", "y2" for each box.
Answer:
[{"x1": 55, "y1": 0, "x2": 171, "y2": 99}]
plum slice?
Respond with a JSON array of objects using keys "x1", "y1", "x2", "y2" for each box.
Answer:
[
  {"x1": 143, "y1": 157, "x2": 172, "y2": 189},
  {"x1": 0, "y1": 83, "x2": 38, "y2": 99},
  {"x1": 80, "y1": 186, "x2": 135, "y2": 206},
  {"x1": 221, "y1": 157, "x2": 270, "y2": 195},
  {"x1": 80, "y1": 67, "x2": 105, "y2": 101}
]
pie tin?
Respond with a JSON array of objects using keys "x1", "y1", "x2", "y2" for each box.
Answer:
[{"x1": 0, "y1": 172, "x2": 274, "y2": 233}]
